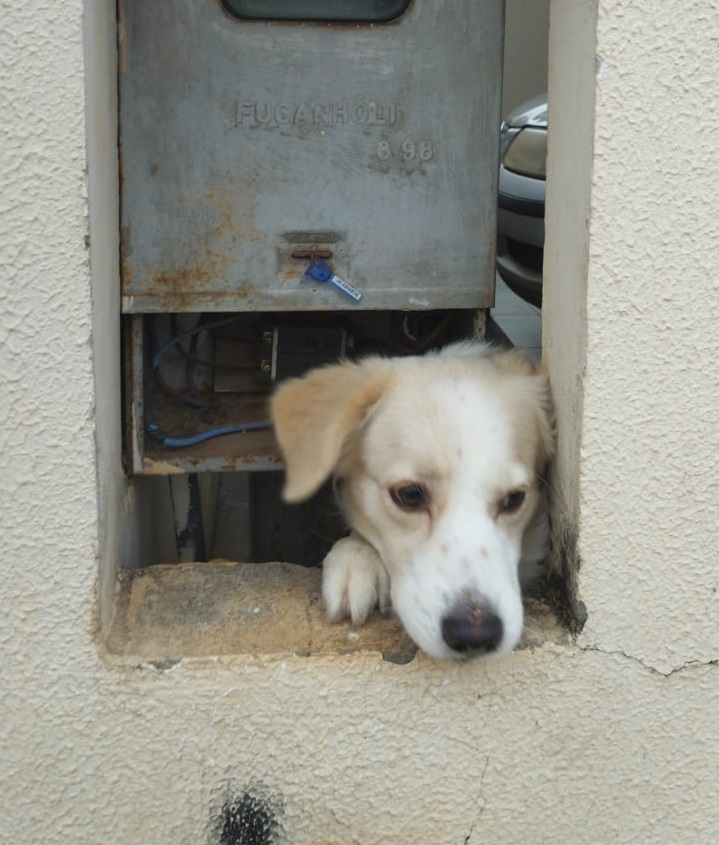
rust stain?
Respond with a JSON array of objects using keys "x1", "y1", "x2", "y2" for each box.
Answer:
[
  {"x1": 123, "y1": 187, "x2": 269, "y2": 301},
  {"x1": 120, "y1": 226, "x2": 133, "y2": 290},
  {"x1": 152, "y1": 264, "x2": 213, "y2": 288},
  {"x1": 121, "y1": 225, "x2": 132, "y2": 256},
  {"x1": 278, "y1": 266, "x2": 306, "y2": 284},
  {"x1": 121, "y1": 258, "x2": 133, "y2": 289},
  {"x1": 147, "y1": 245, "x2": 249, "y2": 307},
  {"x1": 291, "y1": 248, "x2": 333, "y2": 260},
  {"x1": 202, "y1": 187, "x2": 266, "y2": 246}
]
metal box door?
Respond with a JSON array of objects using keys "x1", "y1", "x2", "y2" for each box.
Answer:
[{"x1": 119, "y1": 0, "x2": 504, "y2": 314}]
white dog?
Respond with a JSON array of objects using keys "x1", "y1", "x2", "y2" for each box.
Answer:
[{"x1": 271, "y1": 342, "x2": 555, "y2": 660}]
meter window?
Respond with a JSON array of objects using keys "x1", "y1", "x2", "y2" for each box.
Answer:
[{"x1": 222, "y1": 0, "x2": 413, "y2": 22}]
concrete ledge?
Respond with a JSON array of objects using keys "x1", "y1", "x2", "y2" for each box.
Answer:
[{"x1": 106, "y1": 561, "x2": 565, "y2": 664}]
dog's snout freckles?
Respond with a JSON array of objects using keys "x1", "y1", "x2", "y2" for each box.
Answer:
[{"x1": 386, "y1": 518, "x2": 526, "y2": 659}]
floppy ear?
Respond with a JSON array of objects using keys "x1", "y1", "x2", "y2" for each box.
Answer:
[
  {"x1": 520, "y1": 361, "x2": 556, "y2": 471},
  {"x1": 271, "y1": 359, "x2": 392, "y2": 502},
  {"x1": 489, "y1": 348, "x2": 556, "y2": 470},
  {"x1": 533, "y1": 365, "x2": 556, "y2": 469}
]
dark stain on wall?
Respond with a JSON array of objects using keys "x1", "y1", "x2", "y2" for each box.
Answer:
[{"x1": 214, "y1": 787, "x2": 281, "y2": 845}]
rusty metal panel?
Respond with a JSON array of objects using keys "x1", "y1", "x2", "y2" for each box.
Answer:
[{"x1": 120, "y1": 0, "x2": 504, "y2": 313}]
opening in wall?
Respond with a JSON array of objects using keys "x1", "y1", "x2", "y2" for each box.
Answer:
[
  {"x1": 110, "y1": 302, "x2": 565, "y2": 662},
  {"x1": 108, "y1": 0, "x2": 566, "y2": 663}
]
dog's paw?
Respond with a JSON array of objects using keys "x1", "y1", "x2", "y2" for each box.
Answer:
[{"x1": 322, "y1": 534, "x2": 390, "y2": 625}]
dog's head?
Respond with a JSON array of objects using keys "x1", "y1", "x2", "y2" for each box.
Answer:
[{"x1": 271, "y1": 343, "x2": 555, "y2": 659}]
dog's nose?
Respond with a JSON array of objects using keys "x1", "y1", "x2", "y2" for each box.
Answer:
[{"x1": 441, "y1": 604, "x2": 504, "y2": 654}]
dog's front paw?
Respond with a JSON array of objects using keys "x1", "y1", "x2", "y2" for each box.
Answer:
[{"x1": 322, "y1": 534, "x2": 390, "y2": 625}]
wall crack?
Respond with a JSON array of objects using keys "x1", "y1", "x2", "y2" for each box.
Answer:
[
  {"x1": 463, "y1": 755, "x2": 490, "y2": 844},
  {"x1": 579, "y1": 644, "x2": 717, "y2": 678}
]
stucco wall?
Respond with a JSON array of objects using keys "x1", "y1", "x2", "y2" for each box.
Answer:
[
  {"x1": 577, "y1": 0, "x2": 719, "y2": 674},
  {"x1": 1, "y1": 2, "x2": 717, "y2": 844}
]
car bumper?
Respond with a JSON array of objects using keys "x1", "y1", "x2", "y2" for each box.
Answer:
[{"x1": 497, "y1": 168, "x2": 545, "y2": 308}]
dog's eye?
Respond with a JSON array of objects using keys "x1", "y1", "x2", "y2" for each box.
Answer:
[
  {"x1": 390, "y1": 483, "x2": 427, "y2": 511},
  {"x1": 498, "y1": 489, "x2": 526, "y2": 514}
]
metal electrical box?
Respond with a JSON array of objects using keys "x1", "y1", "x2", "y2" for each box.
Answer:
[{"x1": 120, "y1": 0, "x2": 504, "y2": 474}]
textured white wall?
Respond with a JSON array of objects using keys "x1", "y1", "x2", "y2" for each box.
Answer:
[
  {"x1": 576, "y1": 0, "x2": 719, "y2": 673},
  {"x1": 0, "y1": 1, "x2": 717, "y2": 843},
  {"x1": 0, "y1": 5, "x2": 99, "y2": 655}
]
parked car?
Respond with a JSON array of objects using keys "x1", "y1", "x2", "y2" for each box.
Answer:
[{"x1": 497, "y1": 94, "x2": 547, "y2": 308}]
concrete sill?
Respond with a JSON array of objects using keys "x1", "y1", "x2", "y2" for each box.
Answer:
[{"x1": 105, "y1": 561, "x2": 564, "y2": 664}]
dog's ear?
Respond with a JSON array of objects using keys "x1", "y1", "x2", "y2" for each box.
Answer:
[
  {"x1": 271, "y1": 359, "x2": 392, "y2": 502},
  {"x1": 533, "y1": 365, "x2": 556, "y2": 469},
  {"x1": 490, "y1": 349, "x2": 556, "y2": 470},
  {"x1": 522, "y1": 361, "x2": 556, "y2": 472}
]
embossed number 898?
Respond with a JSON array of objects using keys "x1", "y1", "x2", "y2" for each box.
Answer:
[{"x1": 377, "y1": 139, "x2": 434, "y2": 162}]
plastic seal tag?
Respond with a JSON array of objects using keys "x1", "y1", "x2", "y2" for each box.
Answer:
[{"x1": 304, "y1": 259, "x2": 362, "y2": 303}]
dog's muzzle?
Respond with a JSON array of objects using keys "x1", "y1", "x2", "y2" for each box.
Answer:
[{"x1": 441, "y1": 601, "x2": 504, "y2": 655}]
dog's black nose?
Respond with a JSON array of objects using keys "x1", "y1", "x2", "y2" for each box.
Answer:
[{"x1": 441, "y1": 605, "x2": 503, "y2": 654}]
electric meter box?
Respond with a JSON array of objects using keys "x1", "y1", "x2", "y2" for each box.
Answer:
[
  {"x1": 119, "y1": 0, "x2": 504, "y2": 314},
  {"x1": 120, "y1": 0, "x2": 505, "y2": 475}
]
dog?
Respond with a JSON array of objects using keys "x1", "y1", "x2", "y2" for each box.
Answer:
[{"x1": 271, "y1": 341, "x2": 555, "y2": 660}]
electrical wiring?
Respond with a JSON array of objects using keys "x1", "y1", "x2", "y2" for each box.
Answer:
[
  {"x1": 151, "y1": 315, "x2": 240, "y2": 370},
  {"x1": 149, "y1": 316, "x2": 212, "y2": 408},
  {"x1": 169, "y1": 314, "x2": 256, "y2": 369},
  {"x1": 186, "y1": 326, "x2": 202, "y2": 407},
  {"x1": 145, "y1": 310, "x2": 449, "y2": 449},
  {"x1": 147, "y1": 420, "x2": 272, "y2": 448},
  {"x1": 147, "y1": 316, "x2": 272, "y2": 448}
]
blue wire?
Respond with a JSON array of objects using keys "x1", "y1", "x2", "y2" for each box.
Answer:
[
  {"x1": 151, "y1": 316, "x2": 240, "y2": 370},
  {"x1": 147, "y1": 421, "x2": 273, "y2": 449},
  {"x1": 147, "y1": 315, "x2": 273, "y2": 448}
]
